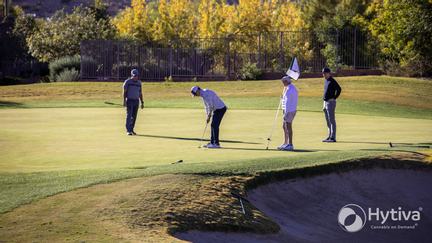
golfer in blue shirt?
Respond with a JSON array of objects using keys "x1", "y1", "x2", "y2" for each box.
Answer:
[{"x1": 123, "y1": 69, "x2": 144, "y2": 136}]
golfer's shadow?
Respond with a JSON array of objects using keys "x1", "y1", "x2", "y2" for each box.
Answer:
[
  {"x1": 136, "y1": 134, "x2": 261, "y2": 145},
  {"x1": 221, "y1": 147, "x2": 317, "y2": 152},
  {"x1": 0, "y1": 101, "x2": 23, "y2": 108},
  {"x1": 340, "y1": 141, "x2": 432, "y2": 148}
]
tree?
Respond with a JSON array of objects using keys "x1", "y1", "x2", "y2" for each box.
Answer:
[
  {"x1": 92, "y1": 0, "x2": 109, "y2": 21},
  {"x1": 198, "y1": 0, "x2": 231, "y2": 38},
  {"x1": 231, "y1": 0, "x2": 273, "y2": 36},
  {"x1": 151, "y1": 0, "x2": 197, "y2": 46},
  {"x1": 112, "y1": 0, "x2": 154, "y2": 42},
  {"x1": 301, "y1": 0, "x2": 373, "y2": 70},
  {"x1": 271, "y1": 1, "x2": 304, "y2": 31},
  {"x1": 26, "y1": 7, "x2": 115, "y2": 62},
  {"x1": 365, "y1": 0, "x2": 432, "y2": 76}
]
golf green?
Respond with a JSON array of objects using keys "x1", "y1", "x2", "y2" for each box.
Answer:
[{"x1": 1, "y1": 107, "x2": 430, "y2": 173}]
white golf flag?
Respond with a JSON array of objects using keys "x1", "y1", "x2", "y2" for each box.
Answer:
[{"x1": 286, "y1": 57, "x2": 300, "y2": 80}]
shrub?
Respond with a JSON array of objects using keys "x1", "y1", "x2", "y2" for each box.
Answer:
[
  {"x1": 56, "y1": 68, "x2": 80, "y2": 82},
  {"x1": 27, "y1": 7, "x2": 115, "y2": 62},
  {"x1": 381, "y1": 58, "x2": 432, "y2": 77},
  {"x1": 49, "y1": 55, "x2": 80, "y2": 81},
  {"x1": 238, "y1": 62, "x2": 262, "y2": 80}
]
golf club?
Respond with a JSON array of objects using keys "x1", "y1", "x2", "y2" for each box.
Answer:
[
  {"x1": 171, "y1": 159, "x2": 183, "y2": 164},
  {"x1": 104, "y1": 101, "x2": 122, "y2": 107},
  {"x1": 198, "y1": 121, "x2": 209, "y2": 148},
  {"x1": 265, "y1": 88, "x2": 286, "y2": 150}
]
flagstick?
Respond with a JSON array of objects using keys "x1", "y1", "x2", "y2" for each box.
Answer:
[{"x1": 266, "y1": 88, "x2": 286, "y2": 150}]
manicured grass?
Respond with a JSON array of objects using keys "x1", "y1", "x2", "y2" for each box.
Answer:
[
  {"x1": 0, "y1": 150, "x2": 390, "y2": 214},
  {"x1": 2, "y1": 108, "x2": 431, "y2": 173},
  {"x1": 2, "y1": 76, "x2": 431, "y2": 120},
  {"x1": 2, "y1": 96, "x2": 431, "y2": 119},
  {"x1": 1, "y1": 76, "x2": 431, "y2": 109},
  {"x1": 0, "y1": 76, "x2": 431, "y2": 233},
  {"x1": 0, "y1": 107, "x2": 431, "y2": 213}
]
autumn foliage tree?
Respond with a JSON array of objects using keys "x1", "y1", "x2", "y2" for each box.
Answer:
[
  {"x1": 151, "y1": 0, "x2": 197, "y2": 46},
  {"x1": 114, "y1": 0, "x2": 304, "y2": 42},
  {"x1": 112, "y1": 0, "x2": 154, "y2": 42},
  {"x1": 198, "y1": 0, "x2": 233, "y2": 38}
]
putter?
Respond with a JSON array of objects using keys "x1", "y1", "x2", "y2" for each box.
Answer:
[
  {"x1": 265, "y1": 88, "x2": 286, "y2": 150},
  {"x1": 198, "y1": 121, "x2": 209, "y2": 148}
]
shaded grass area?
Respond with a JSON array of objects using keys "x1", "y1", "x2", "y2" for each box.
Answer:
[
  {"x1": 0, "y1": 149, "x2": 404, "y2": 213},
  {"x1": 0, "y1": 169, "x2": 150, "y2": 214},
  {"x1": 0, "y1": 174, "x2": 277, "y2": 242},
  {"x1": 124, "y1": 175, "x2": 279, "y2": 235},
  {"x1": 0, "y1": 101, "x2": 23, "y2": 108}
]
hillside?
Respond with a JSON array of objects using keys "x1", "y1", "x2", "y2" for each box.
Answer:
[
  {"x1": 12, "y1": 0, "x2": 131, "y2": 17},
  {"x1": 11, "y1": 0, "x2": 241, "y2": 18}
]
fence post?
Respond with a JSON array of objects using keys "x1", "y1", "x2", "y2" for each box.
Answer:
[
  {"x1": 353, "y1": 28, "x2": 357, "y2": 70},
  {"x1": 280, "y1": 31, "x2": 284, "y2": 71},
  {"x1": 258, "y1": 33, "x2": 261, "y2": 68},
  {"x1": 336, "y1": 29, "x2": 340, "y2": 72},
  {"x1": 226, "y1": 37, "x2": 231, "y2": 79},
  {"x1": 117, "y1": 42, "x2": 120, "y2": 80},
  {"x1": 169, "y1": 46, "x2": 173, "y2": 78}
]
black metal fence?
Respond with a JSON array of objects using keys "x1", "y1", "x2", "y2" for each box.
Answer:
[{"x1": 80, "y1": 29, "x2": 379, "y2": 81}]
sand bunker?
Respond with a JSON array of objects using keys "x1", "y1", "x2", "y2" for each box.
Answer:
[{"x1": 176, "y1": 168, "x2": 432, "y2": 242}]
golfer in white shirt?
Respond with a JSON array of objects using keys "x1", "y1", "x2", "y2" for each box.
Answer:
[
  {"x1": 191, "y1": 86, "x2": 227, "y2": 148},
  {"x1": 278, "y1": 76, "x2": 298, "y2": 151}
]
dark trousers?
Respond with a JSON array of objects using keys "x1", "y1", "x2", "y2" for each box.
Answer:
[
  {"x1": 211, "y1": 106, "x2": 227, "y2": 145},
  {"x1": 126, "y1": 99, "x2": 139, "y2": 132}
]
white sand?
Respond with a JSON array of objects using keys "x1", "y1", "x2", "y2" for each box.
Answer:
[{"x1": 176, "y1": 169, "x2": 432, "y2": 243}]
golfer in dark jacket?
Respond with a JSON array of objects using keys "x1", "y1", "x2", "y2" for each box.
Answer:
[
  {"x1": 322, "y1": 67, "x2": 342, "y2": 142},
  {"x1": 123, "y1": 69, "x2": 144, "y2": 136}
]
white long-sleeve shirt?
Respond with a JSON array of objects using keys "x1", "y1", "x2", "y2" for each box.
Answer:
[
  {"x1": 200, "y1": 89, "x2": 226, "y2": 115},
  {"x1": 281, "y1": 84, "x2": 298, "y2": 112}
]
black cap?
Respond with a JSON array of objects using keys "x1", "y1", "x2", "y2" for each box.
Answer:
[{"x1": 322, "y1": 67, "x2": 331, "y2": 73}]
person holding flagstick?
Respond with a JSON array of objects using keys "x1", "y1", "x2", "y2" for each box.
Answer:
[
  {"x1": 266, "y1": 57, "x2": 300, "y2": 150},
  {"x1": 278, "y1": 76, "x2": 298, "y2": 151}
]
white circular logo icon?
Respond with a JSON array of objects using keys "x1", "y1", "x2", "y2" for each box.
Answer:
[{"x1": 338, "y1": 204, "x2": 366, "y2": 232}]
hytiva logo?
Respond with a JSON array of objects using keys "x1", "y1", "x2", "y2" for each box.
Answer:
[
  {"x1": 338, "y1": 204, "x2": 367, "y2": 232},
  {"x1": 338, "y1": 204, "x2": 423, "y2": 233},
  {"x1": 368, "y1": 207, "x2": 421, "y2": 224}
]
